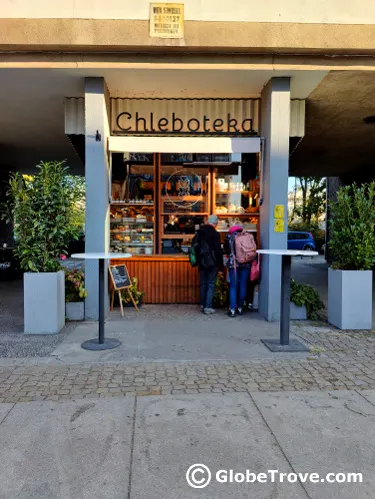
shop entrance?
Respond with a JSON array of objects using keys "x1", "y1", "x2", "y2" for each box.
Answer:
[{"x1": 109, "y1": 144, "x2": 262, "y2": 305}]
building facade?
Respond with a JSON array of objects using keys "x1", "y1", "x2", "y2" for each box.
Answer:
[{"x1": 2, "y1": 0, "x2": 375, "y2": 320}]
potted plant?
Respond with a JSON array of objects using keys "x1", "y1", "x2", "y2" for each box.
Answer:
[
  {"x1": 2, "y1": 161, "x2": 82, "y2": 334},
  {"x1": 120, "y1": 277, "x2": 145, "y2": 307},
  {"x1": 65, "y1": 267, "x2": 87, "y2": 320},
  {"x1": 328, "y1": 182, "x2": 375, "y2": 329},
  {"x1": 290, "y1": 279, "x2": 324, "y2": 320},
  {"x1": 214, "y1": 271, "x2": 229, "y2": 308}
]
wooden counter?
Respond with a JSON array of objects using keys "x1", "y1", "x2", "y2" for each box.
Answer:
[{"x1": 110, "y1": 255, "x2": 200, "y2": 304}]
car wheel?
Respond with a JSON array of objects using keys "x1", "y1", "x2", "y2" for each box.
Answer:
[{"x1": 303, "y1": 244, "x2": 314, "y2": 251}]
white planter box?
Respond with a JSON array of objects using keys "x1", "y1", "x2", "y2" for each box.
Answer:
[
  {"x1": 24, "y1": 271, "x2": 65, "y2": 334},
  {"x1": 290, "y1": 302, "x2": 307, "y2": 320},
  {"x1": 328, "y1": 268, "x2": 372, "y2": 330},
  {"x1": 66, "y1": 302, "x2": 85, "y2": 321}
]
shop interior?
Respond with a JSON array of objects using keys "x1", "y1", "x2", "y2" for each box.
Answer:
[{"x1": 110, "y1": 152, "x2": 261, "y2": 257}]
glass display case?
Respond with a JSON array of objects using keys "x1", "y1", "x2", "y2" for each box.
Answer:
[
  {"x1": 214, "y1": 158, "x2": 260, "y2": 236},
  {"x1": 109, "y1": 153, "x2": 261, "y2": 255},
  {"x1": 110, "y1": 164, "x2": 155, "y2": 255},
  {"x1": 160, "y1": 164, "x2": 209, "y2": 254}
]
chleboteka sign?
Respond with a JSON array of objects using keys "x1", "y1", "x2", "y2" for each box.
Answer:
[{"x1": 111, "y1": 98, "x2": 260, "y2": 136}]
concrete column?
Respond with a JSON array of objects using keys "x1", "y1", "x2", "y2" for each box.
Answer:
[
  {"x1": 84, "y1": 77, "x2": 110, "y2": 320},
  {"x1": 259, "y1": 78, "x2": 291, "y2": 321}
]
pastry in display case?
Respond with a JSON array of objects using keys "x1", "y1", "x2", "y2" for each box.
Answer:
[
  {"x1": 160, "y1": 163, "x2": 209, "y2": 254},
  {"x1": 110, "y1": 205, "x2": 154, "y2": 255},
  {"x1": 110, "y1": 164, "x2": 155, "y2": 254},
  {"x1": 214, "y1": 160, "x2": 260, "y2": 235}
]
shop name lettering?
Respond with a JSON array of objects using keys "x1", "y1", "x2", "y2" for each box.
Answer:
[{"x1": 116, "y1": 112, "x2": 254, "y2": 134}]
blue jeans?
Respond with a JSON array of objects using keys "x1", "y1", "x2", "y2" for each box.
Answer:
[
  {"x1": 199, "y1": 268, "x2": 218, "y2": 309},
  {"x1": 229, "y1": 267, "x2": 250, "y2": 310}
]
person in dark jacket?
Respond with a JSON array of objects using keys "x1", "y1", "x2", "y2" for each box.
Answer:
[{"x1": 198, "y1": 214, "x2": 223, "y2": 315}]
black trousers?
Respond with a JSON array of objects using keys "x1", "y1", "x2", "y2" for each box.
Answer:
[
  {"x1": 246, "y1": 279, "x2": 258, "y2": 305},
  {"x1": 199, "y1": 267, "x2": 218, "y2": 309}
]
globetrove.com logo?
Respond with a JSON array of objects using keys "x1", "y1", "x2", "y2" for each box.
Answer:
[{"x1": 185, "y1": 465, "x2": 363, "y2": 489}]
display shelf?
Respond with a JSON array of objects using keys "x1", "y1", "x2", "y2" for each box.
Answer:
[
  {"x1": 161, "y1": 196, "x2": 203, "y2": 202},
  {"x1": 110, "y1": 231, "x2": 153, "y2": 234},
  {"x1": 161, "y1": 234, "x2": 195, "y2": 239},
  {"x1": 215, "y1": 213, "x2": 260, "y2": 217},
  {"x1": 110, "y1": 202, "x2": 154, "y2": 206},
  {"x1": 161, "y1": 212, "x2": 209, "y2": 216},
  {"x1": 216, "y1": 191, "x2": 255, "y2": 196},
  {"x1": 110, "y1": 220, "x2": 153, "y2": 224},
  {"x1": 110, "y1": 242, "x2": 153, "y2": 247},
  {"x1": 217, "y1": 228, "x2": 257, "y2": 233}
]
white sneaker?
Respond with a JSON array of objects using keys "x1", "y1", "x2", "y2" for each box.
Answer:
[{"x1": 204, "y1": 308, "x2": 216, "y2": 315}]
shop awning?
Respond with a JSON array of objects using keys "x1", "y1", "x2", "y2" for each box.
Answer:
[{"x1": 108, "y1": 136, "x2": 261, "y2": 154}]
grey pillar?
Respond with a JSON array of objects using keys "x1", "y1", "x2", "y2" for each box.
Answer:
[
  {"x1": 259, "y1": 78, "x2": 291, "y2": 321},
  {"x1": 84, "y1": 77, "x2": 110, "y2": 320}
]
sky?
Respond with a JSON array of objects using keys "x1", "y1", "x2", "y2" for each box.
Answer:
[{"x1": 288, "y1": 177, "x2": 296, "y2": 192}]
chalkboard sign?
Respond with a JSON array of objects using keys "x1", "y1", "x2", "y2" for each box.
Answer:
[{"x1": 109, "y1": 265, "x2": 131, "y2": 290}]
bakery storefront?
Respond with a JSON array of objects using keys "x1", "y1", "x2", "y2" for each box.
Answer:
[{"x1": 108, "y1": 98, "x2": 262, "y2": 303}]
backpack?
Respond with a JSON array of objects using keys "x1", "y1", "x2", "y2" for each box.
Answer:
[
  {"x1": 189, "y1": 233, "x2": 200, "y2": 267},
  {"x1": 190, "y1": 231, "x2": 216, "y2": 269},
  {"x1": 234, "y1": 231, "x2": 257, "y2": 264}
]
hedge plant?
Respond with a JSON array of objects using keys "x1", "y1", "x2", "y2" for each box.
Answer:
[
  {"x1": 329, "y1": 182, "x2": 375, "y2": 270},
  {"x1": 2, "y1": 161, "x2": 82, "y2": 272}
]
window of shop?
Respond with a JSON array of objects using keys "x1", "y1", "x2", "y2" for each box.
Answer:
[{"x1": 110, "y1": 152, "x2": 260, "y2": 256}]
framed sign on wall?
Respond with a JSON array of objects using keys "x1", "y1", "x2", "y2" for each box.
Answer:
[{"x1": 150, "y1": 3, "x2": 184, "y2": 39}]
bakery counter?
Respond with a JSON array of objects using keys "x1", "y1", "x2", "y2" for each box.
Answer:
[{"x1": 110, "y1": 255, "x2": 200, "y2": 304}]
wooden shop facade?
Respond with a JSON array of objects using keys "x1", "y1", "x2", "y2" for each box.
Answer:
[{"x1": 108, "y1": 98, "x2": 262, "y2": 303}]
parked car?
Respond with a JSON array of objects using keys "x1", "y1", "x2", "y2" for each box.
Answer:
[{"x1": 287, "y1": 231, "x2": 316, "y2": 251}]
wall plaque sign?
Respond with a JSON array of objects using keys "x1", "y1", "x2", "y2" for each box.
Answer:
[
  {"x1": 111, "y1": 99, "x2": 260, "y2": 136},
  {"x1": 150, "y1": 3, "x2": 184, "y2": 38}
]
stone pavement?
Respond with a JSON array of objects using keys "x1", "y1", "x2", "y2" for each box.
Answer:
[
  {"x1": 0, "y1": 390, "x2": 374, "y2": 498},
  {"x1": 1, "y1": 323, "x2": 375, "y2": 403}
]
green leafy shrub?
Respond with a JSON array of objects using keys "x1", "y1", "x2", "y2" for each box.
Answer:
[
  {"x1": 290, "y1": 278, "x2": 325, "y2": 320},
  {"x1": 65, "y1": 267, "x2": 87, "y2": 302},
  {"x1": 329, "y1": 182, "x2": 375, "y2": 270},
  {"x1": 2, "y1": 161, "x2": 82, "y2": 272},
  {"x1": 121, "y1": 277, "x2": 145, "y2": 306},
  {"x1": 214, "y1": 271, "x2": 229, "y2": 308}
]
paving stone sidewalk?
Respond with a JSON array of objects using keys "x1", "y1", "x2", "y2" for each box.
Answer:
[{"x1": 1, "y1": 325, "x2": 375, "y2": 403}]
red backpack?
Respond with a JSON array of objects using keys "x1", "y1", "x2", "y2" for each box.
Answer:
[{"x1": 234, "y1": 231, "x2": 257, "y2": 264}]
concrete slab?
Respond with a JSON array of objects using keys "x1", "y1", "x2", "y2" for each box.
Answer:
[
  {"x1": 358, "y1": 390, "x2": 375, "y2": 406},
  {"x1": 0, "y1": 403, "x2": 13, "y2": 423},
  {"x1": 252, "y1": 390, "x2": 375, "y2": 498},
  {"x1": 131, "y1": 393, "x2": 308, "y2": 498},
  {"x1": 0, "y1": 397, "x2": 135, "y2": 499},
  {"x1": 51, "y1": 305, "x2": 310, "y2": 364}
]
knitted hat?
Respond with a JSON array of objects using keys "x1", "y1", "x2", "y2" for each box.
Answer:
[{"x1": 208, "y1": 214, "x2": 219, "y2": 225}]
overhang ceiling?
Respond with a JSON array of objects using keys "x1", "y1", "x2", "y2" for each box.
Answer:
[
  {"x1": 3, "y1": 68, "x2": 374, "y2": 179},
  {"x1": 290, "y1": 71, "x2": 375, "y2": 178},
  {"x1": 0, "y1": 67, "x2": 325, "y2": 173}
]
